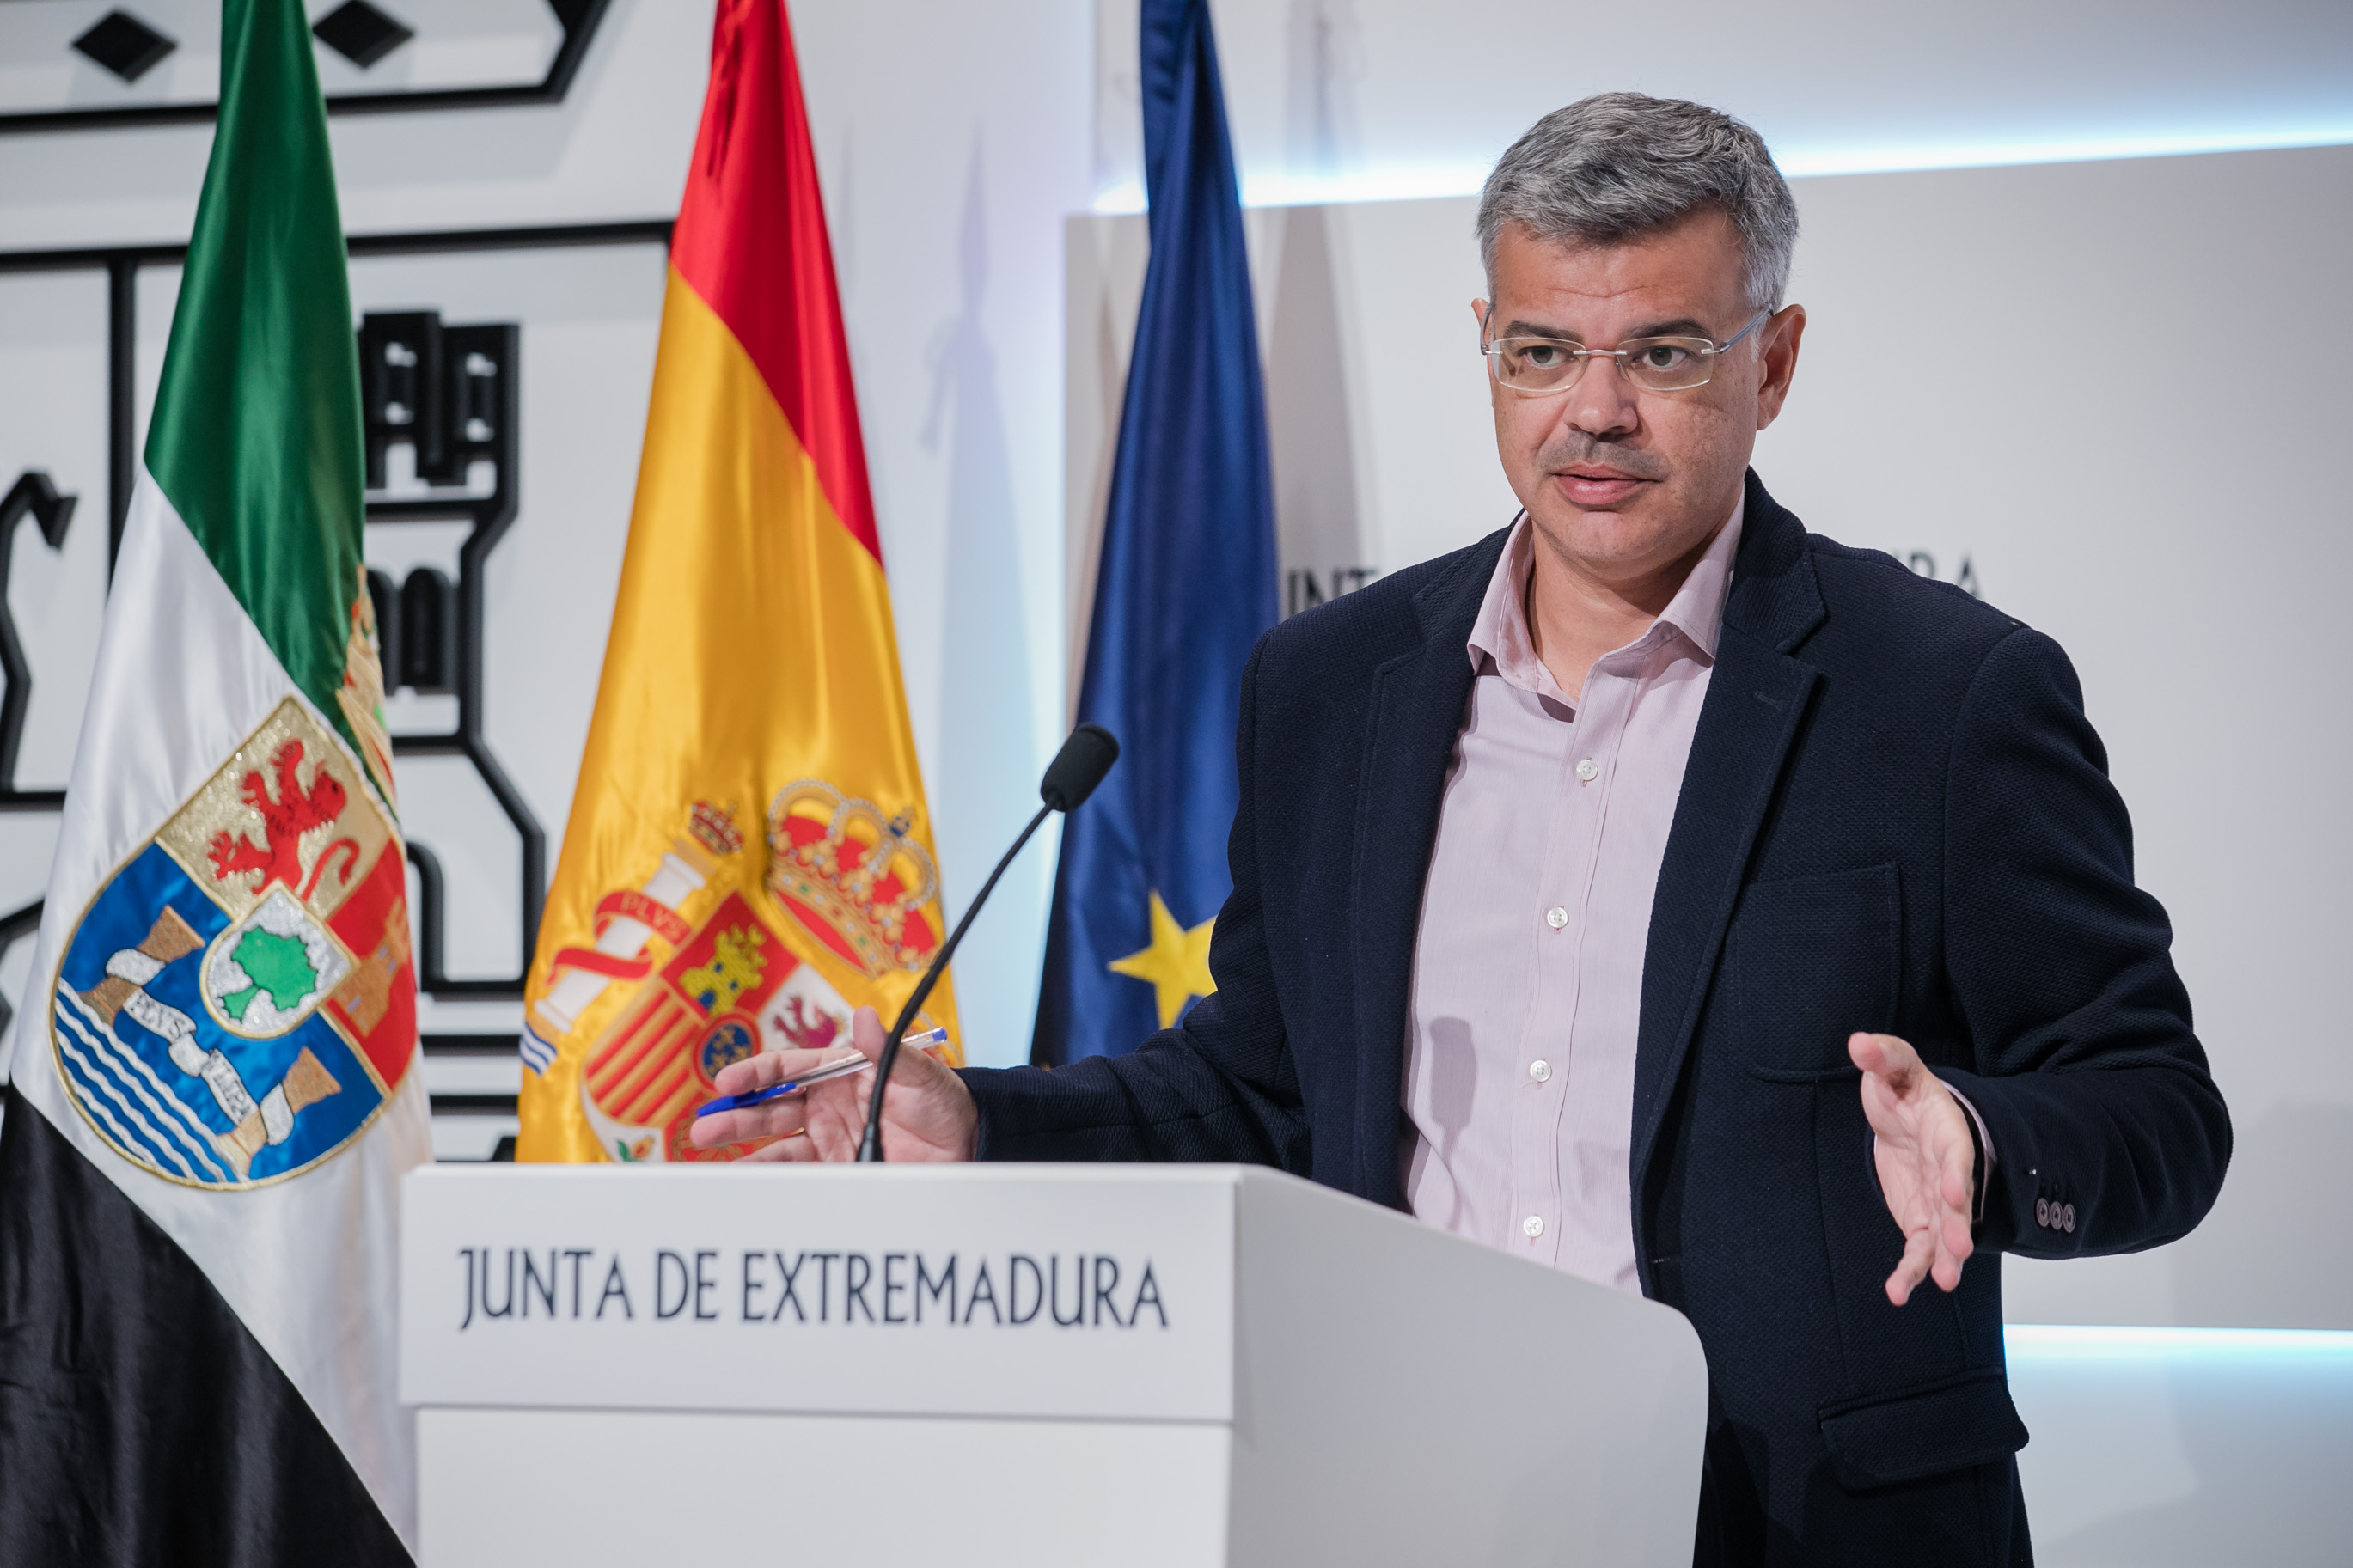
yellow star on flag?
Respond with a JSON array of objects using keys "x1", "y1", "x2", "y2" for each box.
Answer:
[{"x1": 1107, "y1": 889, "x2": 1217, "y2": 1028}]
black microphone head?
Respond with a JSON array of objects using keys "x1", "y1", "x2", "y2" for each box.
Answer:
[{"x1": 1040, "y1": 723, "x2": 1119, "y2": 812}]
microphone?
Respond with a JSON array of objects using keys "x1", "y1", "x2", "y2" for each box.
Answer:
[
  {"x1": 1039, "y1": 722, "x2": 1119, "y2": 813},
  {"x1": 857, "y1": 724, "x2": 1119, "y2": 1162}
]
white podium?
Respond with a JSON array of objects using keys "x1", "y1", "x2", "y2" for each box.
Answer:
[{"x1": 400, "y1": 1162, "x2": 1708, "y2": 1567}]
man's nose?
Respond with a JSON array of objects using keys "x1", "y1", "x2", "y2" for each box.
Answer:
[{"x1": 1562, "y1": 355, "x2": 1641, "y2": 441}]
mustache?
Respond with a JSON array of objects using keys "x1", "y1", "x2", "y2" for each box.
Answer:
[{"x1": 1537, "y1": 433, "x2": 1670, "y2": 481}]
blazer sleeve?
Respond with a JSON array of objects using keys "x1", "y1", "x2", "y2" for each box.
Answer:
[
  {"x1": 955, "y1": 636, "x2": 1311, "y2": 1169},
  {"x1": 1934, "y1": 625, "x2": 2232, "y2": 1256}
]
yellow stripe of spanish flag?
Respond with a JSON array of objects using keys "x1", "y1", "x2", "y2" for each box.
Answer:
[{"x1": 583, "y1": 271, "x2": 924, "y2": 801}]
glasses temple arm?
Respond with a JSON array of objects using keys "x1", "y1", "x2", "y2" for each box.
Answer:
[{"x1": 1714, "y1": 308, "x2": 1772, "y2": 353}]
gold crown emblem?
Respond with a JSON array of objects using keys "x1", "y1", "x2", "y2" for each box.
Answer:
[
  {"x1": 689, "y1": 800, "x2": 743, "y2": 857},
  {"x1": 764, "y1": 780, "x2": 940, "y2": 977}
]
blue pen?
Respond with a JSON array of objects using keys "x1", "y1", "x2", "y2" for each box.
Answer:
[{"x1": 694, "y1": 1028, "x2": 947, "y2": 1118}]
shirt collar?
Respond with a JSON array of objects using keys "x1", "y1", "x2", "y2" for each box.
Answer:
[{"x1": 1465, "y1": 493, "x2": 1746, "y2": 693}]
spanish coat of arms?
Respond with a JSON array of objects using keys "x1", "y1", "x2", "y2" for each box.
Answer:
[{"x1": 529, "y1": 784, "x2": 950, "y2": 1163}]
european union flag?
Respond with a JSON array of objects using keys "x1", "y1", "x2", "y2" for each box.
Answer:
[{"x1": 1031, "y1": 0, "x2": 1277, "y2": 1066}]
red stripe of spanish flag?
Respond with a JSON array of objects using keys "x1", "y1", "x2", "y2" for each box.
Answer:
[
  {"x1": 670, "y1": 0, "x2": 877, "y2": 562},
  {"x1": 519, "y1": 0, "x2": 956, "y2": 1163}
]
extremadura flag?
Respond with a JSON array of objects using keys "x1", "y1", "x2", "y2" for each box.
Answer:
[
  {"x1": 518, "y1": 0, "x2": 959, "y2": 1162},
  {"x1": 0, "y1": 1, "x2": 426, "y2": 1562}
]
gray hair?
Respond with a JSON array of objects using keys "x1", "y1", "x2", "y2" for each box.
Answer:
[{"x1": 1476, "y1": 93, "x2": 1799, "y2": 312}]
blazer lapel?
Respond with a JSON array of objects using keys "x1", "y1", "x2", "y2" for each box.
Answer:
[
  {"x1": 1629, "y1": 474, "x2": 1827, "y2": 1193},
  {"x1": 1347, "y1": 530, "x2": 1501, "y2": 1205}
]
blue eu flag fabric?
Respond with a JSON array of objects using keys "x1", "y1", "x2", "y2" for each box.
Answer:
[{"x1": 1031, "y1": 0, "x2": 1277, "y2": 1065}]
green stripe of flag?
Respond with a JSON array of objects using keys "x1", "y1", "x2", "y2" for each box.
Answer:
[{"x1": 144, "y1": 0, "x2": 369, "y2": 770}]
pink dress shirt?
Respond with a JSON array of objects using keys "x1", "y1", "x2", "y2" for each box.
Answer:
[{"x1": 1403, "y1": 498, "x2": 1744, "y2": 1294}]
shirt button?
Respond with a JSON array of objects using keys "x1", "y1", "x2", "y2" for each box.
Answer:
[
  {"x1": 1545, "y1": 906, "x2": 1568, "y2": 930},
  {"x1": 1529, "y1": 1059, "x2": 1552, "y2": 1083},
  {"x1": 1574, "y1": 758, "x2": 1599, "y2": 782},
  {"x1": 1522, "y1": 1216, "x2": 1545, "y2": 1238}
]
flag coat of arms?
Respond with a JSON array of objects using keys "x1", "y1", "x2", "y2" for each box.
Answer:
[
  {"x1": 0, "y1": 1, "x2": 424, "y2": 1562},
  {"x1": 519, "y1": 0, "x2": 958, "y2": 1163}
]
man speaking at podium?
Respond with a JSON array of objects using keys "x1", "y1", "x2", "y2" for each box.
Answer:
[{"x1": 698, "y1": 95, "x2": 2231, "y2": 1565}]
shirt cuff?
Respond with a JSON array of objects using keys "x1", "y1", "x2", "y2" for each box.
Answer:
[{"x1": 1940, "y1": 1078, "x2": 1996, "y2": 1226}]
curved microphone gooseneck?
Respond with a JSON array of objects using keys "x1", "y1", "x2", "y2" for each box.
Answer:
[{"x1": 857, "y1": 724, "x2": 1120, "y2": 1162}]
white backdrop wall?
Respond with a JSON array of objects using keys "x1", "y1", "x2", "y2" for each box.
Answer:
[{"x1": 1092, "y1": 0, "x2": 2353, "y2": 208}]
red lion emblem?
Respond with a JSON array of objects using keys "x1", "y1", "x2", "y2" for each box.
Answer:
[
  {"x1": 207, "y1": 740, "x2": 347, "y2": 895},
  {"x1": 769, "y1": 994, "x2": 841, "y2": 1053}
]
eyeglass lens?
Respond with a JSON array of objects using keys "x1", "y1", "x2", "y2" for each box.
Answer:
[{"x1": 1488, "y1": 336, "x2": 1720, "y2": 394}]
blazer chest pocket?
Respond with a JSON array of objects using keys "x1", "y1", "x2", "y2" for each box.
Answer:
[{"x1": 1726, "y1": 862, "x2": 1901, "y2": 1076}]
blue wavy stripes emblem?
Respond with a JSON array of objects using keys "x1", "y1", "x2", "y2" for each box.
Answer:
[
  {"x1": 519, "y1": 1023, "x2": 557, "y2": 1077},
  {"x1": 52, "y1": 983, "x2": 238, "y2": 1185}
]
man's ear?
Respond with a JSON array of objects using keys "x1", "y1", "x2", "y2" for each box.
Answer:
[
  {"x1": 1755, "y1": 303, "x2": 1806, "y2": 431},
  {"x1": 1472, "y1": 298, "x2": 1490, "y2": 333}
]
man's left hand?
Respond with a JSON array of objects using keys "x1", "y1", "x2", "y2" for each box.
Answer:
[{"x1": 1849, "y1": 1031, "x2": 1976, "y2": 1306}]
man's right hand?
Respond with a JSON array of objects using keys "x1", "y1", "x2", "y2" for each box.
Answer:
[{"x1": 688, "y1": 1005, "x2": 978, "y2": 1163}]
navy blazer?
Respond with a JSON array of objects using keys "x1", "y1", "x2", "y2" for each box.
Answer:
[{"x1": 963, "y1": 473, "x2": 2230, "y2": 1562}]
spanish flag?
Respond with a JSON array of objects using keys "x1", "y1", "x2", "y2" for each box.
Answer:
[{"x1": 518, "y1": 0, "x2": 956, "y2": 1164}]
